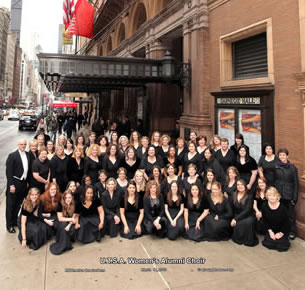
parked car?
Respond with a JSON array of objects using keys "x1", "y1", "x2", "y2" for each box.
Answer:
[
  {"x1": 0, "y1": 110, "x2": 3, "y2": 120},
  {"x1": 19, "y1": 115, "x2": 38, "y2": 130},
  {"x1": 8, "y1": 110, "x2": 20, "y2": 120}
]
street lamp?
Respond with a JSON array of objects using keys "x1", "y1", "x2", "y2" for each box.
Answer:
[{"x1": 162, "y1": 51, "x2": 176, "y2": 78}]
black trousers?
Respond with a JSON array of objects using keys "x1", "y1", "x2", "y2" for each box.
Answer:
[
  {"x1": 6, "y1": 179, "x2": 27, "y2": 228},
  {"x1": 281, "y1": 199, "x2": 296, "y2": 235}
]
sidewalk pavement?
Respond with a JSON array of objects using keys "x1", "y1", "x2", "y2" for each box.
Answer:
[{"x1": 1, "y1": 189, "x2": 305, "y2": 290}]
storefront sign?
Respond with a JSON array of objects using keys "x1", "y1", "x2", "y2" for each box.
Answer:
[{"x1": 216, "y1": 97, "x2": 261, "y2": 105}]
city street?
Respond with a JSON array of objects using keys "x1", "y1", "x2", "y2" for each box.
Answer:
[{"x1": 0, "y1": 117, "x2": 35, "y2": 195}]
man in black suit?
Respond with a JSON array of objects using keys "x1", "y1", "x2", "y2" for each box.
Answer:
[{"x1": 5, "y1": 139, "x2": 30, "y2": 233}]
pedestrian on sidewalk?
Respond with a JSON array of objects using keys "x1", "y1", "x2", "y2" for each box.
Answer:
[{"x1": 48, "y1": 116, "x2": 58, "y2": 143}]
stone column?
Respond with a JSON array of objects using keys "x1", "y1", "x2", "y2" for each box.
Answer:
[
  {"x1": 295, "y1": 72, "x2": 305, "y2": 239},
  {"x1": 178, "y1": 0, "x2": 212, "y2": 139}
]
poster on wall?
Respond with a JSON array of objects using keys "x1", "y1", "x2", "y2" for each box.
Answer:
[
  {"x1": 238, "y1": 109, "x2": 262, "y2": 162},
  {"x1": 218, "y1": 109, "x2": 235, "y2": 147}
]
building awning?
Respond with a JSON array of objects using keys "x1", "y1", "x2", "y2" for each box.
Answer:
[
  {"x1": 50, "y1": 100, "x2": 78, "y2": 108},
  {"x1": 37, "y1": 52, "x2": 187, "y2": 93}
]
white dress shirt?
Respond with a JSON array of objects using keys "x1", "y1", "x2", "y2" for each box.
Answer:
[{"x1": 18, "y1": 150, "x2": 28, "y2": 180}]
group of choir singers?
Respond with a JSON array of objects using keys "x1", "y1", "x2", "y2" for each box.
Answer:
[{"x1": 13, "y1": 131, "x2": 298, "y2": 254}]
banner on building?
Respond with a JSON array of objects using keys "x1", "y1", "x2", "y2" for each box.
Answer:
[{"x1": 62, "y1": 28, "x2": 73, "y2": 45}]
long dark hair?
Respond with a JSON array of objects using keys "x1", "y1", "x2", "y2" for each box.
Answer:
[
  {"x1": 237, "y1": 144, "x2": 250, "y2": 163},
  {"x1": 187, "y1": 183, "x2": 203, "y2": 209},
  {"x1": 80, "y1": 185, "x2": 96, "y2": 203},
  {"x1": 124, "y1": 180, "x2": 139, "y2": 210},
  {"x1": 232, "y1": 178, "x2": 249, "y2": 206},
  {"x1": 167, "y1": 180, "x2": 182, "y2": 206}
]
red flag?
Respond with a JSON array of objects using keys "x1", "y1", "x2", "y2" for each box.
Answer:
[
  {"x1": 67, "y1": 0, "x2": 94, "y2": 39},
  {"x1": 63, "y1": 0, "x2": 77, "y2": 29}
]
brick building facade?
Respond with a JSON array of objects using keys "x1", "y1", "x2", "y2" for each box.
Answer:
[{"x1": 78, "y1": 0, "x2": 305, "y2": 238}]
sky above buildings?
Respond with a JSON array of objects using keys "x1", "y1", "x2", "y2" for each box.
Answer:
[{"x1": 0, "y1": 0, "x2": 62, "y2": 59}]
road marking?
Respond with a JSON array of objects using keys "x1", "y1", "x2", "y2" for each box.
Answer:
[
  {"x1": 140, "y1": 241, "x2": 171, "y2": 290},
  {"x1": 0, "y1": 123, "x2": 18, "y2": 136}
]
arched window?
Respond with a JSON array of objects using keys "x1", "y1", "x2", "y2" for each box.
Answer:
[
  {"x1": 106, "y1": 37, "x2": 112, "y2": 55},
  {"x1": 133, "y1": 3, "x2": 147, "y2": 33},
  {"x1": 117, "y1": 23, "x2": 126, "y2": 46}
]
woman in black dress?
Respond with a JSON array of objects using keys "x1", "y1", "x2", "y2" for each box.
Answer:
[
  {"x1": 118, "y1": 135, "x2": 129, "y2": 158},
  {"x1": 151, "y1": 131, "x2": 161, "y2": 151},
  {"x1": 202, "y1": 168, "x2": 216, "y2": 196},
  {"x1": 161, "y1": 164, "x2": 182, "y2": 199},
  {"x1": 261, "y1": 187, "x2": 290, "y2": 252},
  {"x1": 84, "y1": 144, "x2": 103, "y2": 184},
  {"x1": 182, "y1": 141, "x2": 201, "y2": 178},
  {"x1": 205, "y1": 181, "x2": 232, "y2": 241},
  {"x1": 67, "y1": 145, "x2": 84, "y2": 187},
  {"x1": 97, "y1": 135, "x2": 108, "y2": 158},
  {"x1": 75, "y1": 185, "x2": 105, "y2": 243},
  {"x1": 39, "y1": 182, "x2": 61, "y2": 239},
  {"x1": 189, "y1": 131, "x2": 197, "y2": 143},
  {"x1": 101, "y1": 178, "x2": 121, "y2": 237},
  {"x1": 197, "y1": 135, "x2": 208, "y2": 158},
  {"x1": 253, "y1": 177, "x2": 268, "y2": 235},
  {"x1": 223, "y1": 166, "x2": 239, "y2": 202},
  {"x1": 230, "y1": 132, "x2": 249, "y2": 157},
  {"x1": 50, "y1": 191, "x2": 77, "y2": 255},
  {"x1": 149, "y1": 165, "x2": 163, "y2": 186},
  {"x1": 116, "y1": 167, "x2": 129, "y2": 196},
  {"x1": 120, "y1": 181, "x2": 144, "y2": 239},
  {"x1": 235, "y1": 145, "x2": 258, "y2": 196},
  {"x1": 258, "y1": 144, "x2": 279, "y2": 187},
  {"x1": 274, "y1": 148, "x2": 299, "y2": 240},
  {"x1": 50, "y1": 145, "x2": 69, "y2": 193},
  {"x1": 130, "y1": 131, "x2": 141, "y2": 150},
  {"x1": 164, "y1": 145, "x2": 183, "y2": 177},
  {"x1": 136, "y1": 136, "x2": 149, "y2": 160},
  {"x1": 201, "y1": 147, "x2": 226, "y2": 186},
  {"x1": 110, "y1": 131, "x2": 119, "y2": 145},
  {"x1": 18, "y1": 188, "x2": 48, "y2": 250},
  {"x1": 216, "y1": 138, "x2": 235, "y2": 173},
  {"x1": 66, "y1": 181, "x2": 77, "y2": 196},
  {"x1": 143, "y1": 180, "x2": 166, "y2": 237},
  {"x1": 230, "y1": 179, "x2": 258, "y2": 247},
  {"x1": 85, "y1": 132, "x2": 97, "y2": 155},
  {"x1": 94, "y1": 169, "x2": 107, "y2": 199},
  {"x1": 134, "y1": 169, "x2": 146, "y2": 202},
  {"x1": 46, "y1": 140, "x2": 55, "y2": 160},
  {"x1": 75, "y1": 134, "x2": 86, "y2": 155},
  {"x1": 158, "y1": 134, "x2": 170, "y2": 159},
  {"x1": 140, "y1": 145, "x2": 164, "y2": 181},
  {"x1": 184, "y1": 183, "x2": 209, "y2": 242},
  {"x1": 165, "y1": 181, "x2": 185, "y2": 240},
  {"x1": 64, "y1": 138, "x2": 74, "y2": 158},
  {"x1": 102, "y1": 143, "x2": 122, "y2": 179},
  {"x1": 121, "y1": 146, "x2": 140, "y2": 180},
  {"x1": 210, "y1": 135, "x2": 222, "y2": 155},
  {"x1": 32, "y1": 147, "x2": 51, "y2": 194},
  {"x1": 74, "y1": 175, "x2": 92, "y2": 203},
  {"x1": 183, "y1": 164, "x2": 202, "y2": 197},
  {"x1": 176, "y1": 137, "x2": 187, "y2": 163},
  {"x1": 28, "y1": 139, "x2": 39, "y2": 188}
]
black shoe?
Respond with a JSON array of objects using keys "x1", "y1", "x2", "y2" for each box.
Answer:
[
  {"x1": 289, "y1": 233, "x2": 296, "y2": 240},
  {"x1": 7, "y1": 227, "x2": 16, "y2": 233}
]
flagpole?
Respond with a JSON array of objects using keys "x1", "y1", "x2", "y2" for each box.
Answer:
[{"x1": 75, "y1": 35, "x2": 79, "y2": 54}]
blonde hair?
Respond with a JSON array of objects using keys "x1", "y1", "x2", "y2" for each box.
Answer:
[
  {"x1": 29, "y1": 139, "x2": 38, "y2": 148},
  {"x1": 23, "y1": 188, "x2": 40, "y2": 212},
  {"x1": 106, "y1": 177, "x2": 117, "y2": 190},
  {"x1": 151, "y1": 131, "x2": 161, "y2": 145},
  {"x1": 266, "y1": 187, "x2": 281, "y2": 200},
  {"x1": 133, "y1": 169, "x2": 146, "y2": 191},
  {"x1": 211, "y1": 181, "x2": 224, "y2": 204},
  {"x1": 72, "y1": 145, "x2": 85, "y2": 158},
  {"x1": 161, "y1": 134, "x2": 171, "y2": 144},
  {"x1": 86, "y1": 144, "x2": 101, "y2": 157},
  {"x1": 55, "y1": 145, "x2": 65, "y2": 157}
]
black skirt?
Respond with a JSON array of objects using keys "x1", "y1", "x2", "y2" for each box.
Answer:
[
  {"x1": 18, "y1": 216, "x2": 48, "y2": 250},
  {"x1": 120, "y1": 211, "x2": 143, "y2": 240},
  {"x1": 49, "y1": 221, "x2": 76, "y2": 255},
  {"x1": 76, "y1": 214, "x2": 105, "y2": 243},
  {"x1": 231, "y1": 216, "x2": 258, "y2": 247},
  {"x1": 184, "y1": 211, "x2": 206, "y2": 242},
  {"x1": 44, "y1": 213, "x2": 57, "y2": 240},
  {"x1": 165, "y1": 208, "x2": 185, "y2": 240},
  {"x1": 262, "y1": 233, "x2": 290, "y2": 252},
  {"x1": 255, "y1": 218, "x2": 266, "y2": 235},
  {"x1": 143, "y1": 217, "x2": 167, "y2": 238},
  {"x1": 105, "y1": 214, "x2": 120, "y2": 238},
  {"x1": 204, "y1": 215, "x2": 231, "y2": 241}
]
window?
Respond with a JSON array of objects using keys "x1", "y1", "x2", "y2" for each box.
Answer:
[
  {"x1": 232, "y1": 33, "x2": 268, "y2": 80},
  {"x1": 220, "y1": 18, "x2": 274, "y2": 88}
]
